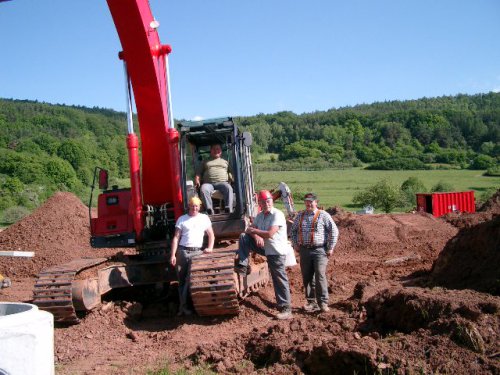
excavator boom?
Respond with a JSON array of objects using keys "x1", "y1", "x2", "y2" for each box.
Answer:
[{"x1": 107, "y1": 0, "x2": 183, "y2": 218}]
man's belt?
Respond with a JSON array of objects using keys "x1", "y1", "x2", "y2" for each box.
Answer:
[
  {"x1": 300, "y1": 244, "x2": 325, "y2": 249},
  {"x1": 179, "y1": 245, "x2": 202, "y2": 251}
]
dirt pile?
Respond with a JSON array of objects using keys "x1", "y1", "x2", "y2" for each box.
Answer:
[
  {"x1": 364, "y1": 287, "x2": 499, "y2": 335},
  {"x1": 0, "y1": 192, "x2": 117, "y2": 278},
  {"x1": 192, "y1": 286, "x2": 500, "y2": 374},
  {"x1": 479, "y1": 189, "x2": 500, "y2": 214},
  {"x1": 430, "y1": 215, "x2": 500, "y2": 295},
  {"x1": 2, "y1": 197, "x2": 499, "y2": 374},
  {"x1": 325, "y1": 205, "x2": 351, "y2": 221},
  {"x1": 443, "y1": 189, "x2": 500, "y2": 229},
  {"x1": 333, "y1": 212, "x2": 456, "y2": 260}
]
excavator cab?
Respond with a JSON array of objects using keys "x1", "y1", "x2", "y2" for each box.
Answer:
[{"x1": 178, "y1": 117, "x2": 257, "y2": 239}]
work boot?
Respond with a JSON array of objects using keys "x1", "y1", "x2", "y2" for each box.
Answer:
[
  {"x1": 276, "y1": 308, "x2": 293, "y2": 320},
  {"x1": 319, "y1": 303, "x2": 330, "y2": 313},
  {"x1": 235, "y1": 264, "x2": 251, "y2": 275},
  {"x1": 303, "y1": 302, "x2": 320, "y2": 312},
  {"x1": 177, "y1": 306, "x2": 193, "y2": 316}
]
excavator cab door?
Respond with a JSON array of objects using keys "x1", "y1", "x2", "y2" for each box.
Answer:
[{"x1": 178, "y1": 117, "x2": 255, "y2": 239}]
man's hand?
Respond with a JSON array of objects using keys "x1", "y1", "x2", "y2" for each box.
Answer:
[
  {"x1": 254, "y1": 235, "x2": 265, "y2": 248},
  {"x1": 170, "y1": 257, "x2": 176, "y2": 267},
  {"x1": 326, "y1": 249, "x2": 334, "y2": 257},
  {"x1": 204, "y1": 247, "x2": 213, "y2": 253}
]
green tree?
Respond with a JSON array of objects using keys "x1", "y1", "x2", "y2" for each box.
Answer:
[
  {"x1": 431, "y1": 181, "x2": 455, "y2": 192},
  {"x1": 353, "y1": 179, "x2": 405, "y2": 213},
  {"x1": 2, "y1": 176, "x2": 24, "y2": 194},
  {"x1": 1, "y1": 206, "x2": 30, "y2": 224},
  {"x1": 57, "y1": 140, "x2": 89, "y2": 170},
  {"x1": 469, "y1": 154, "x2": 496, "y2": 170},
  {"x1": 400, "y1": 177, "x2": 427, "y2": 208},
  {"x1": 44, "y1": 158, "x2": 78, "y2": 188},
  {"x1": 34, "y1": 133, "x2": 60, "y2": 155}
]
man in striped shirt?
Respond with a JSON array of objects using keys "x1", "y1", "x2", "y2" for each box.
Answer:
[{"x1": 291, "y1": 192, "x2": 339, "y2": 313}]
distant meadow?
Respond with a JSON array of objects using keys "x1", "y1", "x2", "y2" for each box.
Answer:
[{"x1": 256, "y1": 168, "x2": 500, "y2": 212}]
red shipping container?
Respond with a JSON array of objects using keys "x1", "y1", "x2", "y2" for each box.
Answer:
[{"x1": 416, "y1": 191, "x2": 475, "y2": 217}]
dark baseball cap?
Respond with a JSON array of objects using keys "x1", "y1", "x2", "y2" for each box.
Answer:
[{"x1": 304, "y1": 192, "x2": 318, "y2": 201}]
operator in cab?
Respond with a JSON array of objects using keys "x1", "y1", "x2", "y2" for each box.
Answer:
[
  {"x1": 170, "y1": 196, "x2": 214, "y2": 316},
  {"x1": 195, "y1": 143, "x2": 233, "y2": 214}
]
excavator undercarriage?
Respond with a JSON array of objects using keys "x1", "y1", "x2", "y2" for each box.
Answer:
[{"x1": 33, "y1": 243, "x2": 269, "y2": 323}]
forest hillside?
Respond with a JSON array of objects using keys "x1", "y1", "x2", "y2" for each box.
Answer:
[{"x1": 1, "y1": 92, "x2": 499, "y2": 221}]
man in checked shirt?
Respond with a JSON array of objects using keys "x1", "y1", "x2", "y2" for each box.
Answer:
[{"x1": 291, "y1": 192, "x2": 339, "y2": 313}]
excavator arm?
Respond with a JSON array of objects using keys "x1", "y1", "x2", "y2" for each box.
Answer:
[
  {"x1": 91, "y1": 1, "x2": 184, "y2": 245},
  {"x1": 106, "y1": 0, "x2": 183, "y2": 236}
]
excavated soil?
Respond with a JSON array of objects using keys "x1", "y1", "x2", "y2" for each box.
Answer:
[{"x1": 1, "y1": 192, "x2": 499, "y2": 374}]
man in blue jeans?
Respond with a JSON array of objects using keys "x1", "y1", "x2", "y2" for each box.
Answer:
[
  {"x1": 291, "y1": 192, "x2": 339, "y2": 313},
  {"x1": 195, "y1": 144, "x2": 233, "y2": 214},
  {"x1": 236, "y1": 190, "x2": 293, "y2": 320}
]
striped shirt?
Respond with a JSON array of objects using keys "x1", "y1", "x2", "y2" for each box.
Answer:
[{"x1": 291, "y1": 209, "x2": 339, "y2": 251}]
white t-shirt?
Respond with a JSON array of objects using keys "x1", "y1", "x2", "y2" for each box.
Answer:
[{"x1": 175, "y1": 213, "x2": 212, "y2": 247}]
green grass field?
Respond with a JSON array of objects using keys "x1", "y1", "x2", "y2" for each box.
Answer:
[
  {"x1": 109, "y1": 168, "x2": 499, "y2": 212},
  {"x1": 255, "y1": 168, "x2": 500, "y2": 210}
]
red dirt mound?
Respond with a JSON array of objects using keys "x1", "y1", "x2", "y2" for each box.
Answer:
[
  {"x1": 192, "y1": 287, "x2": 500, "y2": 374},
  {"x1": 3, "y1": 199, "x2": 497, "y2": 375},
  {"x1": 430, "y1": 215, "x2": 500, "y2": 295},
  {"x1": 325, "y1": 206, "x2": 352, "y2": 221},
  {"x1": 364, "y1": 287, "x2": 499, "y2": 335},
  {"x1": 478, "y1": 189, "x2": 500, "y2": 214},
  {"x1": 443, "y1": 189, "x2": 500, "y2": 229},
  {"x1": 0, "y1": 192, "x2": 117, "y2": 278},
  {"x1": 333, "y1": 212, "x2": 457, "y2": 261}
]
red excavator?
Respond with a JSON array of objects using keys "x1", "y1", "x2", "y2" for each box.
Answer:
[{"x1": 32, "y1": 0, "x2": 294, "y2": 323}]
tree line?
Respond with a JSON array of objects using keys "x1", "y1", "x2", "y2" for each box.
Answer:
[
  {"x1": 0, "y1": 92, "x2": 499, "y2": 222},
  {"x1": 238, "y1": 92, "x2": 499, "y2": 173}
]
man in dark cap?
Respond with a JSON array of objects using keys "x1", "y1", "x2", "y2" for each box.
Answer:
[{"x1": 291, "y1": 192, "x2": 339, "y2": 313}]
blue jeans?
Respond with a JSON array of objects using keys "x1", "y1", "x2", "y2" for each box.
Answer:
[
  {"x1": 237, "y1": 233, "x2": 291, "y2": 310},
  {"x1": 299, "y1": 246, "x2": 329, "y2": 305},
  {"x1": 200, "y1": 182, "x2": 233, "y2": 212}
]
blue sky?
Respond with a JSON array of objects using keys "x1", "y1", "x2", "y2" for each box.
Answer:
[{"x1": 1, "y1": 0, "x2": 499, "y2": 120}]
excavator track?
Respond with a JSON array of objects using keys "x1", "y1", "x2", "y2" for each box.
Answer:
[
  {"x1": 190, "y1": 249, "x2": 270, "y2": 316},
  {"x1": 190, "y1": 249, "x2": 240, "y2": 316},
  {"x1": 33, "y1": 258, "x2": 107, "y2": 324}
]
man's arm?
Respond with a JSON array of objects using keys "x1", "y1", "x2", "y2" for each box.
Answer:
[
  {"x1": 246, "y1": 225, "x2": 279, "y2": 239},
  {"x1": 170, "y1": 228, "x2": 181, "y2": 266},
  {"x1": 324, "y1": 213, "x2": 339, "y2": 257},
  {"x1": 194, "y1": 161, "x2": 205, "y2": 188},
  {"x1": 226, "y1": 159, "x2": 233, "y2": 183},
  {"x1": 205, "y1": 226, "x2": 215, "y2": 253}
]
